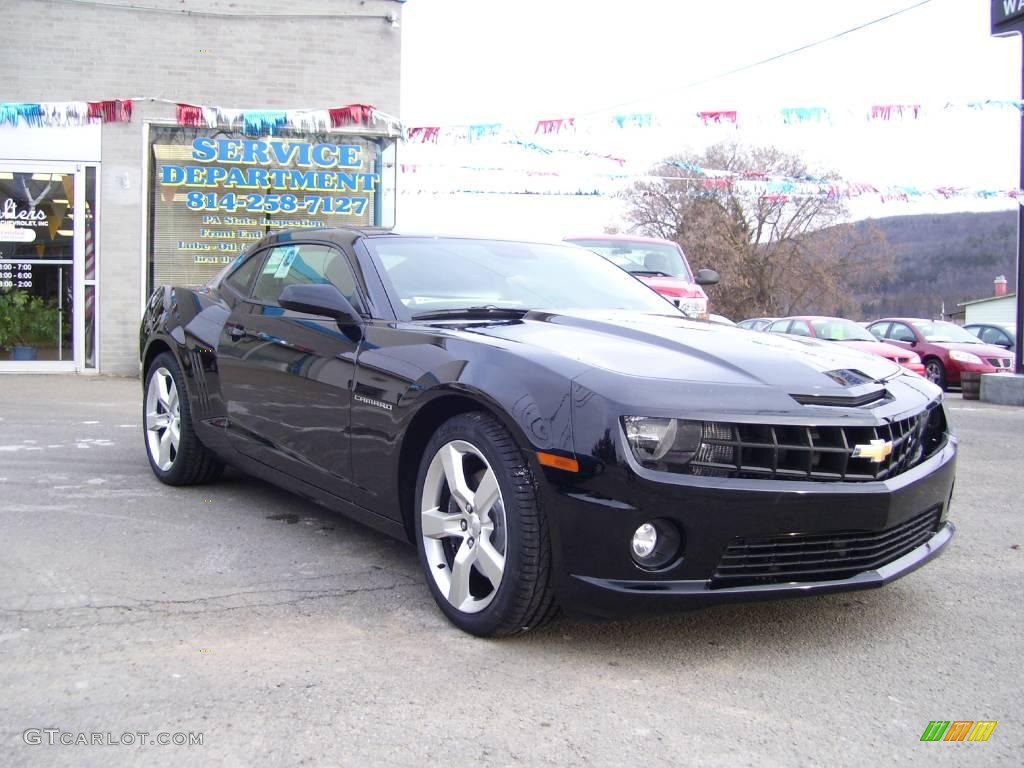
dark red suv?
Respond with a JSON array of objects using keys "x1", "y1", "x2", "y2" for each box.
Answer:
[{"x1": 866, "y1": 317, "x2": 1015, "y2": 389}]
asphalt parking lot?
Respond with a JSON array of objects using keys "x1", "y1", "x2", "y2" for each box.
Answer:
[{"x1": 1, "y1": 375, "x2": 1021, "y2": 767}]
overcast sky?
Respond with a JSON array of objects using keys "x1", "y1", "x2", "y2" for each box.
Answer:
[{"x1": 396, "y1": 0, "x2": 1024, "y2": 236}]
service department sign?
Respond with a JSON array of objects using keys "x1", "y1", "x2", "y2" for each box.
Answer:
[{"x1": 992, "y1": 0, "x2": 1024, "y2": 35}]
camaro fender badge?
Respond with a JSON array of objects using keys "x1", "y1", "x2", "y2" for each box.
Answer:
[
  {"x1": 852, "y1": 438, "x2": 893, "y2": 463},
  {"x1": 354, "y1": 393, "x2": 393, "y2": 411}
]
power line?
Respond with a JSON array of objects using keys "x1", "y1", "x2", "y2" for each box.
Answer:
[{"x1": 581, "y1": 0, "x2": 936, "y2": 117}]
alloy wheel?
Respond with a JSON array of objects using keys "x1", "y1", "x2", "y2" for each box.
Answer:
[
  {"x1": 420, "y1": 440, "x2": 507, "y2": 614},
  {"x1": 145, "y1": 366, "x2": 181, "y2": 471},
  {"x1": 925, "y1": 361, "x2": 943, "y2": 386}
]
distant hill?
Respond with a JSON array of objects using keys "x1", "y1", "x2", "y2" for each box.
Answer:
[{"x1": 851, "y1": 211, "x2": 1016, "y2": 320}]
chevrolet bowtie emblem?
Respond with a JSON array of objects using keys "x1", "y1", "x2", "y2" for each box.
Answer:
[{"x1": 852, "y1": 438, "x2": 893, "y2": 463}]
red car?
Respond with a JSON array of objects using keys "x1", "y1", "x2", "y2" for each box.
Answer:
[
  {"x1": 565, "y1": 235, "x2": 717, "y2": 318},
  {"x1": 766, "y1": 316, "x2": 926, "y2": 376},
  {"x1": 867, "y1": 317, "x2": 1015, "y2": 390}
]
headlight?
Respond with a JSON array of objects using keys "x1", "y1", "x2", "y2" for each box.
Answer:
[
  {"x1": 949, "y1": 350, "x2": 983, "y2": 365},
  {"x1": 677, "y1": 298, "x2": 708, "y2": 318},
  {"x1": 623, "y1": 417, "x2": 703, "y2": 469}
]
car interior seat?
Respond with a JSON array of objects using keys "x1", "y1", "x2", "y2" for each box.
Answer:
[{"x1": 643, "y1": 252, "x2": 672, "y2": 274}]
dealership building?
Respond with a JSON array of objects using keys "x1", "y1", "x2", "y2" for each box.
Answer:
[{"x1": 0, "y1": 0, "x2": 402, "y2": 375}]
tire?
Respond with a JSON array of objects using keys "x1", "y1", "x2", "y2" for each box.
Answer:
[
  {"x1": 414, "y1": 411, "x2": 559, "y2": 637},
  {"x1": 143, "y1": 351, "x2": 224, "y2": 485},
  {"x1": 924, "y1": 358, "x2": 947, "y2": 391}
]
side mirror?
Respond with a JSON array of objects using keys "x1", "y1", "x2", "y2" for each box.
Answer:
[
  {"x1": 279, "y1": 283, "x2": 362, "y2": 327},
  {"x1": 695, "y1": 268, "x2": 720, "y2": 286}
]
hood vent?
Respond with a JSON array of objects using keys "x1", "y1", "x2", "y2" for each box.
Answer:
[{"x1": 790, "y1": 389, "x2": 890, "y2": 408}]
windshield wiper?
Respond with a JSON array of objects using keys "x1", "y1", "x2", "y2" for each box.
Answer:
[
  {"x1": 411, "y1": 306, "x2": 529, "y2": 321},
  {"x1": 631, "y1": 270, "x2": 673, "y2": 278}
]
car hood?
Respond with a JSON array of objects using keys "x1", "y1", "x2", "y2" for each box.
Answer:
[
  {"x1": 635, "y1": 275, "x2": 706, "y2": 299},
  {"x1": 462, "y1": 310, "x2": 906, "y2": 394},
  {"x1": 932, "y1": 341, "x2": 1013, "y2": 358},
  {"x1": 832, "y1": 339, "x2": 915, "y2": 360}
]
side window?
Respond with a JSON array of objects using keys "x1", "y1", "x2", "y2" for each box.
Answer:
[
  {"x1": 767, "y1": 320, "x2": 791, "y2": 334},
  {"x1": 251, "y1": 244, "x2": 360, "y2": 309},
  {"x1": 982, "y1": 327, "x2": 1009, "y2": 346},
  {"x1": 223, "y1": 251, "x2": 267, "y2": 297},
  {"x1": 787, "y1": 321, "x2": 812, "y2": 337},
  {"x1": 868, "y1": 323, "x2": 889, "y2": 339},
  {"x1": 889, "y1": 323, "x2": 916, "y2": 343}
]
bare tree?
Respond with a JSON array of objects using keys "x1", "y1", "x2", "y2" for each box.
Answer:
[{"x1": 620, "y1": 142, "x2": 891, "y2": 320}]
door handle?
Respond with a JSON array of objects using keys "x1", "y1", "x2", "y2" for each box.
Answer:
[{"x1": 229, "y1": 326, "x2": 247, "y2": 341}]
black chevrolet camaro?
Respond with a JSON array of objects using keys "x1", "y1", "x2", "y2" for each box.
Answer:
[{"x1": 140, "y1": 228, "x2": 956, "y2": 636}]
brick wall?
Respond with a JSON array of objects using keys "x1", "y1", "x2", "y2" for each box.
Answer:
[{"x1": 1, "y1": 0, "x2": 402, "y2": 374}]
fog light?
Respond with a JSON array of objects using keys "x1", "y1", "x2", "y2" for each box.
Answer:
[
  {"x1": 631, "y1": 523, "x2": 658, "y2": 558},
  {"x1": 630, "y1": 519, "x2": 683, "y2": 570}
]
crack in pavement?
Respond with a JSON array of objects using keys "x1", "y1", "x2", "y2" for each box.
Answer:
[{"x1": 0, "y1": 579, "x2": 424, "y2": 631}]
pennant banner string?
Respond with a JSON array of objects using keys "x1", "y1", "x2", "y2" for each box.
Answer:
[{"x1": 0, "y1": 98, "x2": 403, "y2": 136}]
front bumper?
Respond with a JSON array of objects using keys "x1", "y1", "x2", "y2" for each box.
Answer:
[
  {"x1": 951, "y1": 361, "x2": 1014, "y2": 385},
  {"x1": 902, "y1": 362, "x2": 926, "y2": 376},
  {"x1": 564, "y1": 522, "x2": 953, "y2": 618},
  {"x1": 546, "y1": 436, "x2": 957, "y2": 619}
]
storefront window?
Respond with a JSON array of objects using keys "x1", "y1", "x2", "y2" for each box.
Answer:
[
  {"x1": 147, "y1": 126, "x2": 398, "y2": 294},
  {"x1": 0, "y1": 170, "x2": 75, "y2": 363}
]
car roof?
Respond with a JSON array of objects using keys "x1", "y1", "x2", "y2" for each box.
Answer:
[
  {"x1": 259, "y1": 227, "x2": 578, "y2": 249},
  {"x1": 784, "y1": 316, "x2": 856, "y2": 322},
  {"x1": 870, "y1": 317, "x2": 935, "y2": 323},
  {"x1": 255, "y1": 226, "x2": 381, "y2": 250},
  {"x1": 564, "y1": 234, "x2": 678, "y2": 246}
]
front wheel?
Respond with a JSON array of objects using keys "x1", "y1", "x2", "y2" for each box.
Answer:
[
  {"x1": 143, "y1": 351, "x2": 224, "y2": 485},
  {"x1": 924, "y1": 358, "x2": 947, "y2": 391},
  {"x1": 414, "y1": 411, "x2": 558, "y2": 636}
]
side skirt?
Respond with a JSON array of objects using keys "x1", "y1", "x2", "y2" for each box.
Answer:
[{"x1": 212, "y1": 441, "x2": 410, "y2": 543}]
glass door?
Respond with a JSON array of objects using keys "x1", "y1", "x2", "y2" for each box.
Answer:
[{"x1": 0, "y1": 163, "x2": 91, "y2": 372}]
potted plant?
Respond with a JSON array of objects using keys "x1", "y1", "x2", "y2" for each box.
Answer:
[{"x1": 0, "y1": 291, "x2": 60, "y2": 361}]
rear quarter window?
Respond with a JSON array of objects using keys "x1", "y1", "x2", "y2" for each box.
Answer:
[{"x1": 222, "y1": 251, "x2": 267, "y2": 297}]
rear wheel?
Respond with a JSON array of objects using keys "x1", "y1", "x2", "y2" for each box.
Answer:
[
  {"x1": 414, "y1": 411, "x2": 558, "y2": 636},
  {"x1": 143, "y1": 351, "x2": 224, "y2": 485},
  {"x1": 924, "y1": 358, "x2": 947, "y2": 390}
]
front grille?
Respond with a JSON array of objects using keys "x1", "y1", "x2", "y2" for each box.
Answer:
[
  {"x1": 710, "y1": 508, "x2": 942, "y2": 588},
  {"x1": 986, "y1": 357, "x2": 1012, "y2": 368},
  {"x1": 689, "y1": 403, "x2": 946, "y2": 483}
]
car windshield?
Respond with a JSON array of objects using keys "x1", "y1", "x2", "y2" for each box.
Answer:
[
  {"x1": 369, "y1": 237, "x2": 679, "y2": 316},
  {"x1": 568, "y1": 239, "x2": 694, "y2": 281},
  {"x1": 910, "y1": 320, "x2": 984, "y2": 343},
  {"x1": 809, "y1": 319, "x2": 877, "y2": 342}
]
